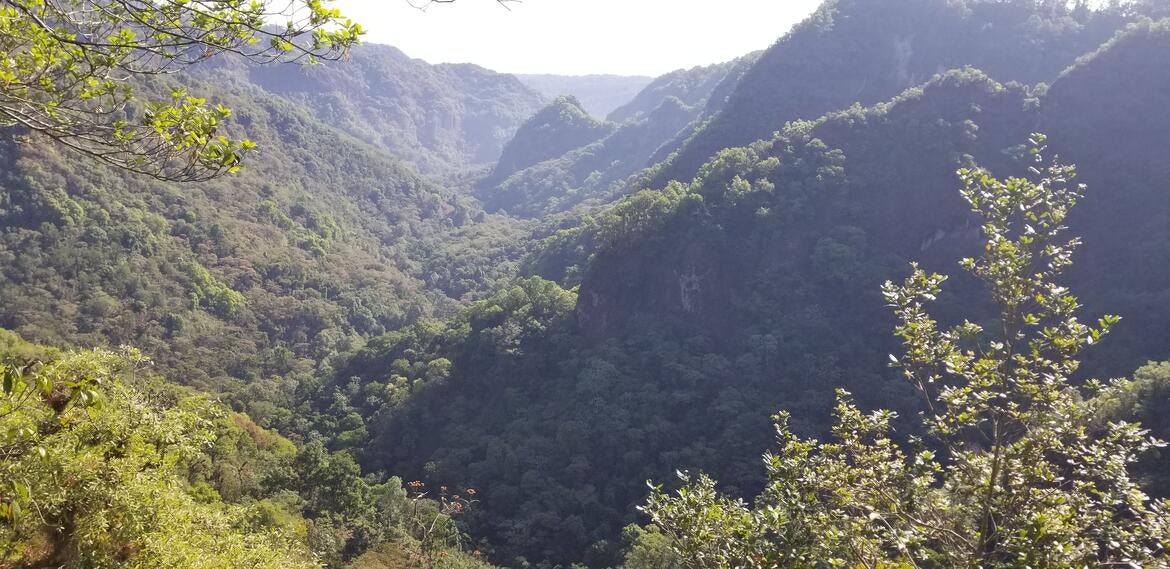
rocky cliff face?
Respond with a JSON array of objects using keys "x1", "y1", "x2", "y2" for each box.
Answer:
[{"x1": 576, "y1": 226, "x2": 735, "y2": 343}]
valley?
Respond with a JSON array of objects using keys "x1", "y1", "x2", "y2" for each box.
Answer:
[{"x1": 2, "y1": 1, "x2": 1170, "y2": 568}]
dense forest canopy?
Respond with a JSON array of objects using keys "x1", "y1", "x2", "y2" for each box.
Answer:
[{"x1": 2, "y1": 1, "x2": 1170, "y2": 568}]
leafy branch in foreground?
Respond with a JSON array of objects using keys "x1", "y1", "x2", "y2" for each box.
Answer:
[
  {"x1": 0, "y1": 0, "x2": 362, "y2": 181},
  {"x1": 642, "y1": 134, "x2": 1170, "y2": 568}
]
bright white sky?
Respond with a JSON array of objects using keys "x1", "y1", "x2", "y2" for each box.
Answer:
[{"x1": 330, "y1": 0, "x2": 823, "y2": 76}]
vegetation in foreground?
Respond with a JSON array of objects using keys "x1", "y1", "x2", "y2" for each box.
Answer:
[
  {"x1": 641, "y1": 137, "x2": 1169, "y2": 566},
  {"x1": 2, "y1": 1, "x2": 1170, "y2": 567},
  {"x1": 0, "y1": 329, "x2": 495, "y2": 567}
]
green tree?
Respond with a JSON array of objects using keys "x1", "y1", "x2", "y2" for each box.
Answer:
[
  {"x1": 643, "y1": 135, "x2": 1170, "y2": 567},
  {"x1": 1089, "y1": 360, "x2": 1170, "y2": 497},
  {"x1": 619, "y1": 524, "x2": 683, "y2": 569},
  {"x1": 0, "y1": 0, "x2": 361, "y2": 181},
  {"x1": 0, "y1": 335, "x2": 315, "y2": 567}
]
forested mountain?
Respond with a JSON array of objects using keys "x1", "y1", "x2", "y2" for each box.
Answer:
[
  {"x1": 477, "y1": 56, "x2": 759, "y2": 217},
  {"x1": 313, "y1": 16, "x2": 1170, "y2": 567},
  {"x1": 575, "y1": 18, "x2": 1170, "y2": 376},
  {"x1": 0, "y1": 36, "x2": 550, "y2": 408},
  {"x1": 0, "y1": 64, "x2": 507, "y2": 432},
  {"x1": 484, "y1": 96, "x2": 616, "y2": 187},
  {"x1": 0, "y1": 29, "x2": 538, "y2": 565},
  {"x1": 4, "y1": 1, "x2": 1170, "y2": 568},
  {"x1": 210, "y1": 43, "x2": 546, "y2": 177},
  {"x1": 477, "y1": 97, "x2": 696, "y2": 216},
  {"x1": 653, "y1": 0, "x2": 1145, "y2": 186},
  {"x1": 515, "y1": 74, "x2": 654, "y2": 119},
  {"x1": 606, "y1": 59, "x2": 754, "y2": 124},
  {"x1": 0, "y1": 330, "x2": 496, "y2": 568}
]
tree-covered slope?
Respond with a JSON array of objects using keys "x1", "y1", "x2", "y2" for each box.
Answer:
[
  {"x1": 477, "y1": 56, "x2": 759, "y2": 217},
  {"x1": 1039, "y1": 17, "x2": 1170, "y2": 371},
  {"x1": 5, "y1": 2, "x2": 1170, "y2": 569},
  {"x1": 214, "y1": 43, "x2": 546, "y2": 176},
  {"x1": 636, "y1": 138, "x2": 1170, "y2": 567},
  {"x1": 515, "y1": 74, "x2": 654, "y2": 119},
  {"x1": 578, "y1": 18, "x2": 1170, "y2": 379},
  {"x1": 0, "y1": 330, "x2": 498, "y2": 568},
  {"x1": 653, "y1": 0, "x2": 1139, "y2": 186},
  {"x1": 0, "y1": 68, "x2": 499, "y2": 432},
  {"x1": 327, "y1": 69, "x2": 1023, "y2": 565},
  {"x1": 606, "y1": 60, "x2": 750, "y2": 124},
  {"x1": 321, "y1": 19, "x2": 1170, "y2": 566},
  {"x1": 479, "y1": 96, "x2": 698, "y2": 217},
  {"x1": 484, "y1": 96, "x2": 616, "y2": 187}
]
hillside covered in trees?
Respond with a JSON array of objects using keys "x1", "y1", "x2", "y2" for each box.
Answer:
[
  {"x1": 478, "y1": 56, "x2": 760, "y2": 218},
  {"x1": 3, "y1": 0, "x2": 1170, "y2": 568}
]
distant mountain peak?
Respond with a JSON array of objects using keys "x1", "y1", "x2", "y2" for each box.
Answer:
[{"x1": 487, "y1": 95, "x2": 616, "y2": 184}]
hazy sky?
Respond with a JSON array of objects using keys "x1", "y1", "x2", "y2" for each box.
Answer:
[{"x1": 330, "y1": 0, "x2": 822, "y2": 76}]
